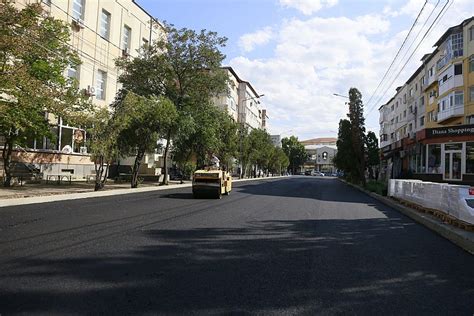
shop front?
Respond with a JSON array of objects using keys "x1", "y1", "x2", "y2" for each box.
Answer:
[{"x1": 411, "y1": 124, "x2": 474, "y2": 184}]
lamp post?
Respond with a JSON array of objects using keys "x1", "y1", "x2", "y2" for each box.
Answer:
[
  {"x1": 239, "y1": 94, "x2": 264, "y2": 179},
  {"x1": 333, "y1": 93, "x2": 349, "y2": 99}
]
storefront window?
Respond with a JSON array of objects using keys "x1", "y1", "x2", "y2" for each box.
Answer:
[
  {"x1": 466, "y1": 142, "x2": 474, "y2": 174},
  {"x1": 416, "y1": 144, "x2": 426, "y2": 173},
  {"x1": 445, "y1": 143, "x2": 462, "y2": 151},
  {"x1": 427, "y1": 144, "x2": 441, "y2": 173},
  {"x1": 45, "y1": 126, "x2": 58, "y2": 150}
]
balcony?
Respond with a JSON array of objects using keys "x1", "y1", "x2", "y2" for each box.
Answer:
[{"x1": 437, "y1": 105, "x2": 464, "y2": 123}]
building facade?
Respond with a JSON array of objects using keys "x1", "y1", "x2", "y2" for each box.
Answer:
[
  {"x1": 301, "y1": 138, "x2": 337, "y2": 173},
  {"x1": 379, "y1": 17, "x2": 474, "y2": 184},
  {"x1": 216, "y1": 67, "x2": 266, "y2": 130},
  {"x1": 6, "y1": 0, "x2": 165, "y2": 179}
]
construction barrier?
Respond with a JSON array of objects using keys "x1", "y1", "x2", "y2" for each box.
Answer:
[{"x1": 388, "y1": 179, "x2": 474, "y2": 226}]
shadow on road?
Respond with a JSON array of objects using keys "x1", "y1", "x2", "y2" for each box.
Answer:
[{"x1": 1, "y1": 216, "x2": 473, "y2": 314}]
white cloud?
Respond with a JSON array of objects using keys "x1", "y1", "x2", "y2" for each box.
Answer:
[
  {"x1": 238, "y1": 27, "x2": 274, "y2": 52},
  {"x1": 279, "y1": 0, "x2": 338, "y2": 16},
  {"x1": 230, "y1": 0, "x2": 474, "y2": 139}
]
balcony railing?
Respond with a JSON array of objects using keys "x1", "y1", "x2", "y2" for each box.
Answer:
[{"x1": 437, "y1": 105, "x2": 464, "y2": 123}]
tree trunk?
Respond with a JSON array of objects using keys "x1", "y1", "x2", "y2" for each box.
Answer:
[
  {"x1": 161, "y1": 129, "x2": 171, "y2": 185},
  {"x1": 2, "y1": 136, "x2": 14, "y2": 187},
  {"x1": 131, "y1": 149, "x2": 145, "y2": 188},
  {"x1": 94, "y1": 156, "x2": 104, "y2": 191}
]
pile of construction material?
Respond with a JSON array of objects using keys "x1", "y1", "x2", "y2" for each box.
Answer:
[{"x1": 388, "y1": 179, "x2": 474, "y2": 226}]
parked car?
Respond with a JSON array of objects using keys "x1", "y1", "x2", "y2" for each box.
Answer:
[
  {"x1": 312, "y1": 171, "x2": 325, "y2": 176},
  {"x1": 304, "y1": 170, "x2": 312, "y2": 176}
]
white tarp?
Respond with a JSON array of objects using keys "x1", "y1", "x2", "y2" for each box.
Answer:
[{"x1": 388, "y1": 179, "x2": 474, "y2": 225}]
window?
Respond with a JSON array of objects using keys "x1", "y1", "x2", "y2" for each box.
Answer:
[
  {"x1": 403, "y1": 94, "x2": 407, "y2": 103},
  {"x1": 122, "y1": 25, "x2": 131, "y2": 52},
  {"x1": 420, "y1": 116, "x2": 424, "y2": 126},
  {"x1": 470, "y1": 26, "x2": 474, "y2": 41},
  {"x1": 420, "y1": 76, "x2": 425, "y2": 86},
  {"x1": 467, "y1": 115, "x2": 474, "y2": 124},
  {"x1": 420, "y1": 96, "x2": 424, "y2": 106},
  {"x1": 390, "y1": 133, "x2": 394, "y2": 140},
  {"x1": 72, "y1": 0, "x2": 85, "y2": 20},
  {"x1": 403, "y1": 110, "x2": 406, "y2": 118},
  {"x1": 454, "y1": 91, "x2": 463, "y2": 107},
  {"x1": 67, "y1": 64, "x2": 79, "y2": 80},
  {"x1": 395, "y1": 116, "x2": 398, "y2": 123},
  {"x1": 467, "y1": 143, "x2": 474, "y2": 174},
  {"x1": 409, "y1": 89, "x2": 413, "y2": 97},
  {"x1": 454, "y1": 63, "x2": 462, "y2": 75},
  {"x1": 470, "y1": 56, "x2": 474, "y2": 72},
  {"x1": 100, "y1": 9, "x2": 111, "y2": 40},
  {"x1": 441, "y1": 99, "x2": 446, "y2": 111},
  {"x1": 408, "y1": 123, "x2": 412, "y2": 131},
  {"x1": 391, "y1": 104, "x2": 394, "y2": 111},
  {"x1": 416, "y1": 144, "x2": 426, "y2": 173},
  {"x1": 427, "y1": 144, "x2": 441, "y2": 174},
  {"x1": 429, "y1": 67, "x2": 433, "y2": 77},
  {"x1": 470, "y1": 86, "x2": 474, "y2": 102},
  {"x1": 451, "y1": 32, "x2": 463, "y2": 58},
  {"x1": 96, "y1": 70, "x2": 107, "y2": 100}
]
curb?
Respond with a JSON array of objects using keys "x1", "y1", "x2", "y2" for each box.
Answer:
[
  {"x1": 339, "y1": 179, "x2": 474, "y2": 255},
  {"x1": 0, "y1": 176, "x2": 289, "y2": 208}
]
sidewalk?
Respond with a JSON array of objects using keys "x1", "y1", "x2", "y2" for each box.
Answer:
[
  {"x1": 0, "y1": 175, "x2": 288, "y2": 208},
  {"x1": 340, "y1": 178, "x2": 474, "y2": 255}
]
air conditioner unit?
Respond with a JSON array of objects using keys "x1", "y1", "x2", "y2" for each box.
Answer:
[
  {"x1": 80, "y1": 146, "x2": 88, "y2": 154},
  {"x1": 83, "y1": 85, "x2": 95, "y2": 97},
  {"x1": 71, "y1": 18, "x2": 85, "y2": 31}
]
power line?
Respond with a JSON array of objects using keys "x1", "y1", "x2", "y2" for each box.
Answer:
[
  {"x1": 364, "y1": 0, "x2": 428, "y2": 110},
  {"x1": 365, "y1": 0, "x2": 441, "y2": 117},
  {"x1": 365, "y1": 0, "x2": 452, "y2": 119}
]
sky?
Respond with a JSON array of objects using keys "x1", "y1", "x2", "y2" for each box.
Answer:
[{"x1": 137, "y1": 0, "x2": 473, "y2": 141}]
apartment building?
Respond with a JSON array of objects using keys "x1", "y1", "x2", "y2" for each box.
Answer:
[
  {"x1": 9, "y1": 0, "x2": 165, "y2": 179},
  {"x1": 216, "y1": 67, "x2": 266, "y2": 130},
  {"x1": 379, "y1": 16, "x2": 474, "y2": 184}
]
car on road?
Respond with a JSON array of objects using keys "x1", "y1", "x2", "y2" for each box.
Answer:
[{"x1": 312, "y1": 171, "x2": 325, "y2": 176}]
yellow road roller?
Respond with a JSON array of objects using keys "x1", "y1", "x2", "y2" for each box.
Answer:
[{"x1": 192, "y1": 168, "x2": 232, "y2": 199}]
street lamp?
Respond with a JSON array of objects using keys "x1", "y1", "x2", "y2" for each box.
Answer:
[
  {"x1": 239, "y1": 94, "x2": 264, "y2": 179},
  {"x1": 333, "y1": 93, "x2": 349, "y2": 99}
]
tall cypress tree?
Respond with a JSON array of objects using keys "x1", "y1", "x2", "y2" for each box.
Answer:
[{"x1": 347, "y1": 88, "x2": 366, "y2": 185}]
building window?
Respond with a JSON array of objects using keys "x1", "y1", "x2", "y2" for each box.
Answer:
[
  {"x1": 420, "y1": 76, "x2": 425, "y2": 86},
  {"x1": 420, "y1": 96, "x2": 424, "y2": 106},
  {"x1": 100, "y1": 9, "x2": 111, "y2": 40},
  {"x1": 403, "y1": 110, "x2": 406, "y2": 118},
  {"x1": 454, "y1": 63, "x2": 462, "y2": 75},
  {"x1": 429, "y1": 67, "x2": 433, "y2": 77},
  {"x1": 427, "y1": 144, "x2": 441, "y2": 174},
  {"x1": 67, "y1": 64, "x2": 79, "y2": 80},
  {"x1": 467, "y1": 143, "x2": 474, "y2": 174},
  {"x1": 470, "y1": 86, "x2": 474, "y2": 102},
  {"x1": 122, "y1": 25, "x2": 131, "y2": 52},
  {"x1": 409, "y1": 89, "x2": 413, "y2": 97},
  {"x1": 451, "y1": 32, "x2": 463, "y2": 58},
  {"x1": 466, "y1": 115, "x2": 474, "y2": 124},
  {"x1": 470, "y1": 55, "x2": 474, "y2": 72},
  {"x1": 454, "y1": 91, "x2": 463, "y2": 107},
  {"x1": 96, "y1": 70, "x2": 107, "y2": 100},
  {"x1": 420, "y1": 116, "x2": 424, "y2": 126},
  {"x1": 72, "y1": 0, "x2": 85, "y2": 21},
  {"x1": 391, "y1": 104, "x2": 394, "y2": 111},
  {"x1": 416, "y1": 144, "x2": 426, "y2": 173}
]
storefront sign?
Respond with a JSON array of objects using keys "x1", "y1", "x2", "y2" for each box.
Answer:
[{"x1": 426, "y1": 124, "x2": 474, "y2": 138}]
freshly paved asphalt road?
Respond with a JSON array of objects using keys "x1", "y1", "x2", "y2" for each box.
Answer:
[{"x1": 1, "y1": 176, "x2": 473, "y2": 315}]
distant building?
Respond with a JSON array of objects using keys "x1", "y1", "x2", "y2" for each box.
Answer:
[
  {"x1": 301, "y1": 138, "x2": 337, "y2": 173},
  {"x1": 270, "y1": 135, "x2": 281, "y2": 148}
]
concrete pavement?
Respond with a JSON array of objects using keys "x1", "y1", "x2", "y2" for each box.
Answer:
[{"x1": 1, "y1": 176, "x2": 473, "y2": 315}]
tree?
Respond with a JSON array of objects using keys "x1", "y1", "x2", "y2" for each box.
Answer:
[
  {"x1": 114, "y1": 92, "x2": 177, "y2": 188},
  {"x1": 365, "y1": 131, "x2": 380, "y2": 180},
  {"x1": 116, "y1": 23, "x2": 228, "y2": 185},
  {"x1": 334, "y1": 119, "x2": 353, "y2": 176},
  {"x1": 84, "y1": 108, "x2": 120, "y2": 191},
  {"x1": 0, "y1": 4, "x2": 89, "y2": 187},
  {"x1": 347, "y1": 88, "x2": 366, "y2": 185},
  {"x1": 281, "y1": 136, "x2": 308, "y2": 174},
  {"x1": 268, "y1": 147, "x2": 289, "y2": 176}
]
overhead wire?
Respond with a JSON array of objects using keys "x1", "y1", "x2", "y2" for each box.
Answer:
[
  {"x1": 364, "y1": 0, "x2": 441, "y2": 117},
  {"x1": 365, "y1": 0, "x2": 452, "y2": 119},
  {"x1": 363, "y1": 0, "x2": 428, "y2": 111}
]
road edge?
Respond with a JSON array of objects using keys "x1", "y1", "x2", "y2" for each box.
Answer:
[
  {"x1": 0, "y1": 176, "x2": 289, "y2": 208},
  {"x1": 339, "y1": 178, "x2": 474, "y2": 255}
]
